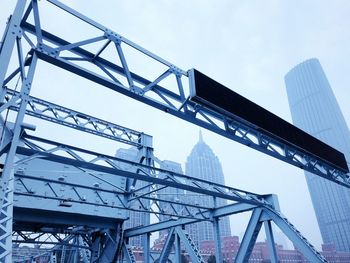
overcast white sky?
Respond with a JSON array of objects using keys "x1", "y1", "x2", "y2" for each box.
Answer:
[{"x1": 1, "y1": 0, "x2": 350, "y2": 251}]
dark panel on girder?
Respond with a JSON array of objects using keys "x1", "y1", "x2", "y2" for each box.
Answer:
[{"x1": 189, "y1": 69, "x2": 349, "y2": 173}]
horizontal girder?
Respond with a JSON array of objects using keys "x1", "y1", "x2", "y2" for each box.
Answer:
[{"x1": 12, "y1": 16, "x2": 349, "y2": 188}]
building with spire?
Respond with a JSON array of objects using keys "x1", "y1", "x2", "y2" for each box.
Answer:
[
  {"x1": 285, "y1": 58, "x2": 350, "y2": 252},
  {"x1": 185, "y1": 131, "x2": 231, "y2": 247}
]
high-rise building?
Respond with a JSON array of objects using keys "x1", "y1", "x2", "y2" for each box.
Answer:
[
  {"x1": 185, "y1": 131, "x2": 231, "y2": 247},
  {"x1": 285, "y1": 58, "x2": 350, "y2": 252}
]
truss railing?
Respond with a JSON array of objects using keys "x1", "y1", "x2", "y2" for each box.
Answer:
[{"x1": 5, "y1": 88, "x2": 147, "y2": 148}]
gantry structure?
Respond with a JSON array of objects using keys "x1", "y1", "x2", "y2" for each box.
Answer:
[{"x1": 0, "y1": 1, "x2": 349, "y2": 262}]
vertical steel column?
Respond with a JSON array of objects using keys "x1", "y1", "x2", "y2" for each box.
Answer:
[
  {"x1": 0, "y1": 52, "x2": 37, "y2": 262},
  {"x1": 142, "y1": 139, "x2": 153, "y2": 263},
  {"x1": 234, "y1": 208, "x2": 263, "y2": 263},
  {"x1": 213, "y1": 218, "x2": 223, "y2": 263},
  {"x1": 0, "y1": 0, "x2": 27, "y2": 89},
  {"x1": 73, "y1": 237, "x2": 79, "y2": 263},
  {"x1": 158, "y1": 228, "x2": 175, "y2": 263},
  {"x1": 90, "y1": 233, "x2": 101, "y2": 262},
  {"x1": 213, "y1": 198, "x2": 223, "y2": 263},
  {"x1": 174, "y1": 232, "x2": 181, "y2": 263},
  {"x1": 264, "y1": 221, "x2": 278, "y2": 263},
  {"x1": 143, "y1": 233, "x2": 150, "y2": 263},
  {"x1": 264, "y1": 209, "x2": 326, "y2": 262}
]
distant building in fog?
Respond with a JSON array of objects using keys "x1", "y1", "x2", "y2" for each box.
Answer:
[
  {"x1": 185, "y1": 131, "x2": 231, "y2": 246},
  {"x1": 285, "y1": 58, "x2": 350, "y2": 252}
]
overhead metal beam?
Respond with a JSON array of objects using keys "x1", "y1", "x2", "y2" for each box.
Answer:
[
  {"x1": 6, "y1": 88, "x2": 149, "y2": 148},
  {"x1": 264, "y1": 209, "x2": 327, "y2": 263},
  {"x1": 17, "y1": 18, "x2": 350, "y2": 188},
  {"x1": 14, "y1": 134, "x2": 270, "y2": 207}
]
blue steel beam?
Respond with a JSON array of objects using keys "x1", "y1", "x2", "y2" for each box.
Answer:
[
  {"x1": 175, "y1": 227, "x2": 205, "y2": 263},
  {"x1": 13, "y1": 178, "x2": 213, "y2": 221},
  {"x1": 18, "y1": 19, "x2": 350, "y2": 187},
  {"x1": 158, "y1": 227, "x2": 175, "y2": 263},
  {"x1": 14, "y1": 134, "x2": 271, "y2": 207},
  {"x1": 264, "y1": 220, "x2": 278, "y2": 263},
  {"x1": 212, "y1": 197, "x2": 223, "y2": 263},
  {"x1": 125, "y1": 203, "x2": 257, "y2": 237},
  {"x1": 212, "y1": 217, "x2": 223, "y2": 263},
  {"x1": 174, "y1": 233, "x2": 181, "y2": 263},
  {"x1": 122, "y1": 242, "x2": 137, "y2": 263},
  {"x1": 0, "y1": 53, "x2": 37, "y2": 262},
  {"x1": 263, "y1": 209, "x2": 327, "y2": 263},
  {"x1": 98, "y1": 228, "x2": 122, "y2": 262},
  {"x1": 0, "y1": 0, "x2": 28, "y2": 89},
  {"x1": 234, "y1": 208, "x2": 263, "y2": 263}
]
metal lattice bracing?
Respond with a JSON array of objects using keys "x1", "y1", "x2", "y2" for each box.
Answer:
[
  {"x1": 0, "y1": 1, "x2": 340, "y2": 262},
  {"x1": 1, "y1": 0, "x2": 348, "y2": 188}
]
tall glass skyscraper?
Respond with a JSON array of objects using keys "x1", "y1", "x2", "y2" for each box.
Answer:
[
  {"x1": 285, "y1": 58, "x2": 350, "y2": 252},
  {"x1": 185, "y1": 132, "x2": 231, "y2": 248}
]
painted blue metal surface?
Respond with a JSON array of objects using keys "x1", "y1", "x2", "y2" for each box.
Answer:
[
  {"x1": 0, "y1": 1, "x2": 336, "y2": 262},
  {"x1": 264, "y1": 220, "x2": 278, "y2": 263},
  {"x1": 13, "y1": 3, "x2": 349, "y2": 187},
  {"x1": 235, "y1": 209, "x2": 264, "y2": 262},
  {"x1": 14, "y1": 155, "x2": 127, "y2": 220}
]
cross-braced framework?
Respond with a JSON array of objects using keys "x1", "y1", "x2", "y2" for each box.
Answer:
[{"x1": 0, "y1": 0, "x2": 346, "y2": 262}]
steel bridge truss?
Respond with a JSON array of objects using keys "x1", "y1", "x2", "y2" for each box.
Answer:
[
  {"x1": 0, "y1": 0, "x2": 339, "y2": 262},
  {"x1": 1, "y1": 0, "x2": 348, "y2": 188},
  {"x1": 3, "y1": 124, "x2": 327, "y2": 263}
]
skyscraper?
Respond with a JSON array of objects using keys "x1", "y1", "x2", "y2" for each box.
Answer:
[
  {"x1": 285, "y1": 58, "x2": 350, "y2": 252},
  {"x1": 185, "y1": 131, "x2": 231, "y2": 247}
]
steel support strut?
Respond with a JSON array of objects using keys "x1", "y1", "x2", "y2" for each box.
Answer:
[
  {"x1": 264, "y1": 220, "x2": 278, "y2": 263},
  {"x1": 142, "y1": 147, "x2": 153, "y2": 263},
  {"x1": 0, "y1": 52, "x2": 37, "y2": 261},
  {"x1": 0, "y1": 0, "x2": 28, "y2": 89}
]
